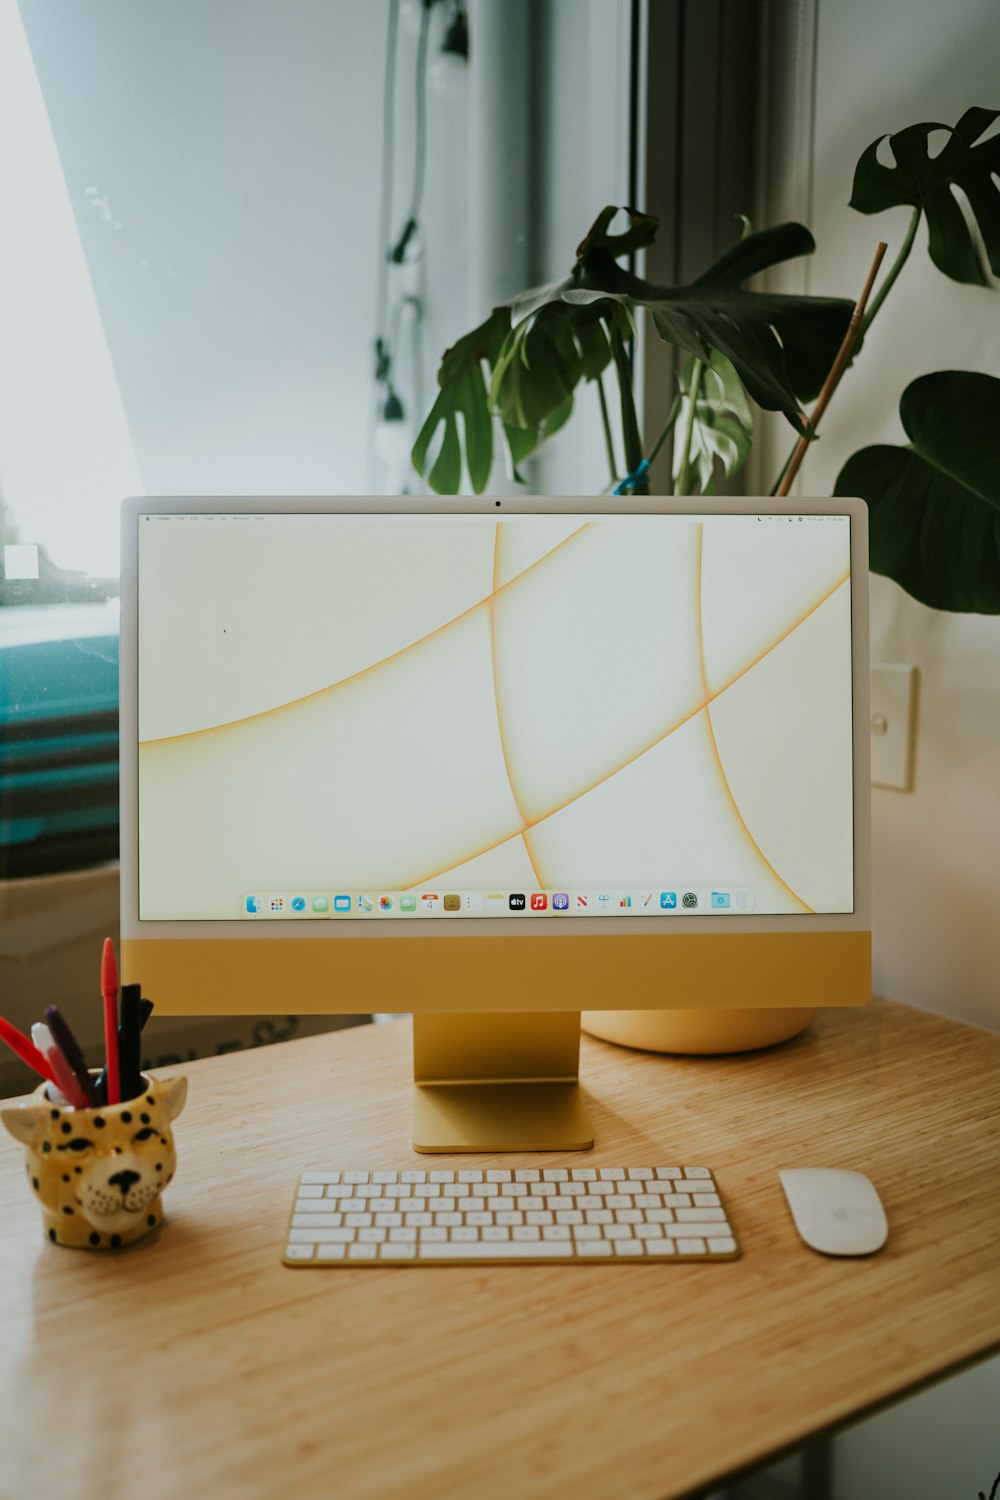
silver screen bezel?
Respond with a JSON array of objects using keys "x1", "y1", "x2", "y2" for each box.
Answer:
[{"x1": 119, "y1": 494, "x2": 870, "y2": 942}]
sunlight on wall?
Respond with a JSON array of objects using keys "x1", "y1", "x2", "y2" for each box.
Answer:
[{"x1": 0, "y1": 1, "x2": 143, "y2": 579}]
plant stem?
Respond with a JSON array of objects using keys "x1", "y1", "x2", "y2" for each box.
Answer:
[
  {"x1": 769, "y1": 212, "x2": 919, "y2": 494},
  {"x1": 775, "y1": 240, "x2": 887, "y2": 498},
  {"x1": 610, "y1": 322, "x2": 648, "y2": 495},
  {"x1": 595, "y1": 373, "x2": 618, "y2": 485},
  {"x1": 647, "y1": 394, "x2": 682, "y2": 470},
  {"x1": 675, "y1": 359, "x2": 704, "y2": 496},
  {"x1": 859, "y1": 207, "x2": 920, "y2": 340}
]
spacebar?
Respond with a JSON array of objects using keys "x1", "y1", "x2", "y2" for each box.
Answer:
[{"x1": 420, "y1": 1240, "x2": 570, "y2": 1259}]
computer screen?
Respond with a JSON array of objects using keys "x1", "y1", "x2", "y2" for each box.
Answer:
[{"x1": 119, "y1": 497, "x2": 870, "y2": 1151}]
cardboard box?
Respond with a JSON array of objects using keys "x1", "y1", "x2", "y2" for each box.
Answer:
[{"x1": 0, "y1": 864, "x2": 367, "y2": 1096}]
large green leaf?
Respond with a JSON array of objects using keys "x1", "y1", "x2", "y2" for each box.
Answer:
[
  {"x1": 672, "y1": 350, "x2": 753, "y2": 494},
  {"x1": 563, "y1": 218, "x2": 853, "y2": 428},
  {"x1": 834, "y1": 371, "x2": 1000, "y2": 612},
  {"x1": 849, "y1": 108, "x2": 1000, "y2": 285},
  {"x1": 489, "y1": 300, "x2": 617, "y2": 443},
  {"x1": 413, "y1": 207, "x2": 853, "y2": 493},
  {"x1": 411, "y1": 309, "x2": 509, "y2": 494}
]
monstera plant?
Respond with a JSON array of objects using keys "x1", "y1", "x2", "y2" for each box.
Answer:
[{"x1": 412, "y1": 107, "x2": 1000, "y2": 613}]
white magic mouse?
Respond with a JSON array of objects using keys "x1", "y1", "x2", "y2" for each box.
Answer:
[{"x1": 779, "y1": 1168, "x2": 888, "y2": 1256}]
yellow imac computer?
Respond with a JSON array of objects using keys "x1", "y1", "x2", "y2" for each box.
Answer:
[{"x1": 119, "y1": 496, "x2": 871, "y2": 1152}]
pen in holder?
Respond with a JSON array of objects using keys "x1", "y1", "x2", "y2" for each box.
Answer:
[{"x1": 2, "y1": 1073, "x2": 187, "y2": 1250}]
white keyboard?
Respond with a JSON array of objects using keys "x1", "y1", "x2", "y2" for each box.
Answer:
[{"x1": 283, "y1": 1166, "x2": 739, "y2": 1265}]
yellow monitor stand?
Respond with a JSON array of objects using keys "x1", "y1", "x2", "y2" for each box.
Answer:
[{"x1": 412, "y1": 1012, "x2": 594, "y2": 1153}]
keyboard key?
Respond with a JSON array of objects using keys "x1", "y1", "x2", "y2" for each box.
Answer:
[
  {"x1": 513, "y1": 1226, "x2": 540, "y2": 1241},
  {"x1": 344, "y1": 1171, "x2": 369, "y2": 1184},
  {"x1": 348, "y1": 1243, "x2": 377, "y2": 1259},
  {"x1": 628, "y1": 1168, "x2": 654, "y2": 1180},
  {"x1": 420, "y1": 1240, "x2": 568, "y2": 1259},
  {"x1": 482, "y1": 1225, "x2": 511, "y2": 1242},
  {"x1": 614, "y1": 1240, "x2": 644, "y2": 1255},
  {"x1": 515, "y1": 1169, "x2": 540, "y2": 1181},
  {"x1": 677, "y1": 1207, "x2": 726, "y2": 1222},
  {"x1": 293, "y1": 1214, "x2": 345, "y2": 1229},
  {"x1": 676, "y1": 1238, "x2": 707, "y2": 1255},
  {"x1": 646, "y1": 1239, "x2": 676, "y2": 1256},
  {"x1": 373, "y1": 1171, "x2": 397, "y2": 1183},
  {"x1": 599, "y1": 1168, "x2": 625, "y2": 1180},
  {"x1": 459, "y1": 1170, "x2": 484, "y2": 1182},
  {"x1": 358, "y1": 1228, "x2": 386, "y2": 1243},
  {"x1": 401, "y1": 1170, "x2": 426, "y2": 1183},
  {"x1": 570, "y1": 1168, "x2": 597, "y2": 1181},
  {"x1": 301, "y1": 1172, "x2": 341, "y2": 1184},
  {"x1": 297, "y1": 1185, "x2": 324, "y2": 1199},
  {"x1": 289, "y1": 1227, "x2": 353, "y2": 1243},
  {"x1": 315, "y1": 1244, "x2": 346, "y2": 1260},
  {"x1": 543, "y1": 1169, "x2": 568, "y2": 1181},
  {"x1": 684, "y1": 1167, "x2": 711, "y2": 1179},
  {"x1": 543, "y1": 1225, "x2": 572, "y2": 1240},
  {"x1": 709, "y1": 1238, "x2": 738, "y2": 1255},
  {"x1": 664, "y1": 1222, "x2": 726, "y2": 1238},
  {"x1": 486, "y1": 1169, "x2": 512, "y2": 1182},
  {"x1": 381, "y1": 1244, "x2": 416, "y2": 1260},
  {"x1": 694, "y1": 1193, "x2": 721, "y2": 1207},
  {"x1": 286, "y1": 1244, "x2": 315, "y2": 1259},
  {"x1": 576, "y1": 1240, "x2": 612, "y2": 1257}
]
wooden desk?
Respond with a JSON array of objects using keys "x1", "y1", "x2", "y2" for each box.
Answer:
[{"x1": 1, "y1": 999, "x2": 998, "y2": 1500}]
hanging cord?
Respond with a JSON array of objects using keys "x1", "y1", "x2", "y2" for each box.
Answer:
[
  {"x1": 373, "y1": 0, "x2": 400, "y2": 388},
  {"x1": 389, "y1": 0, "x2": 432, "y2": 265}
]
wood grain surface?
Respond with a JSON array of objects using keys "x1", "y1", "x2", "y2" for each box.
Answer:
[{"x1": 1, "y1": 999, "x2": 998, "y2": 1500}]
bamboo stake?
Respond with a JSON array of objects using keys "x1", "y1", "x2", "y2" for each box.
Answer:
[{"x1": 776, "y1": 241, "x2": 888, "y2": 498}]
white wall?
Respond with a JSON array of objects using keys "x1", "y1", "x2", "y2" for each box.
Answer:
[{"x1": 757, "y1": 0, "x2": 1000, "y2": 1034}]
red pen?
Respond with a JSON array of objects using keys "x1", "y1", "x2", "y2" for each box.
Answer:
[
  {"x1": 0, "y1": 1016, "x2": 59, "y2": 1088},
  {"x1": 101, "y1": 938, "x2": 121, "y2": 1105}
]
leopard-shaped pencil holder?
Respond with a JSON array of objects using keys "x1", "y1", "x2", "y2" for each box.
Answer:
[{"x1": 2, "y1": 1073, "x2": 187, "y2": 1249}]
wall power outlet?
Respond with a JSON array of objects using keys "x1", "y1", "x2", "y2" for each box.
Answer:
[{"x1": 870, "y1": 664, "x2": 917, "y2": 791}]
